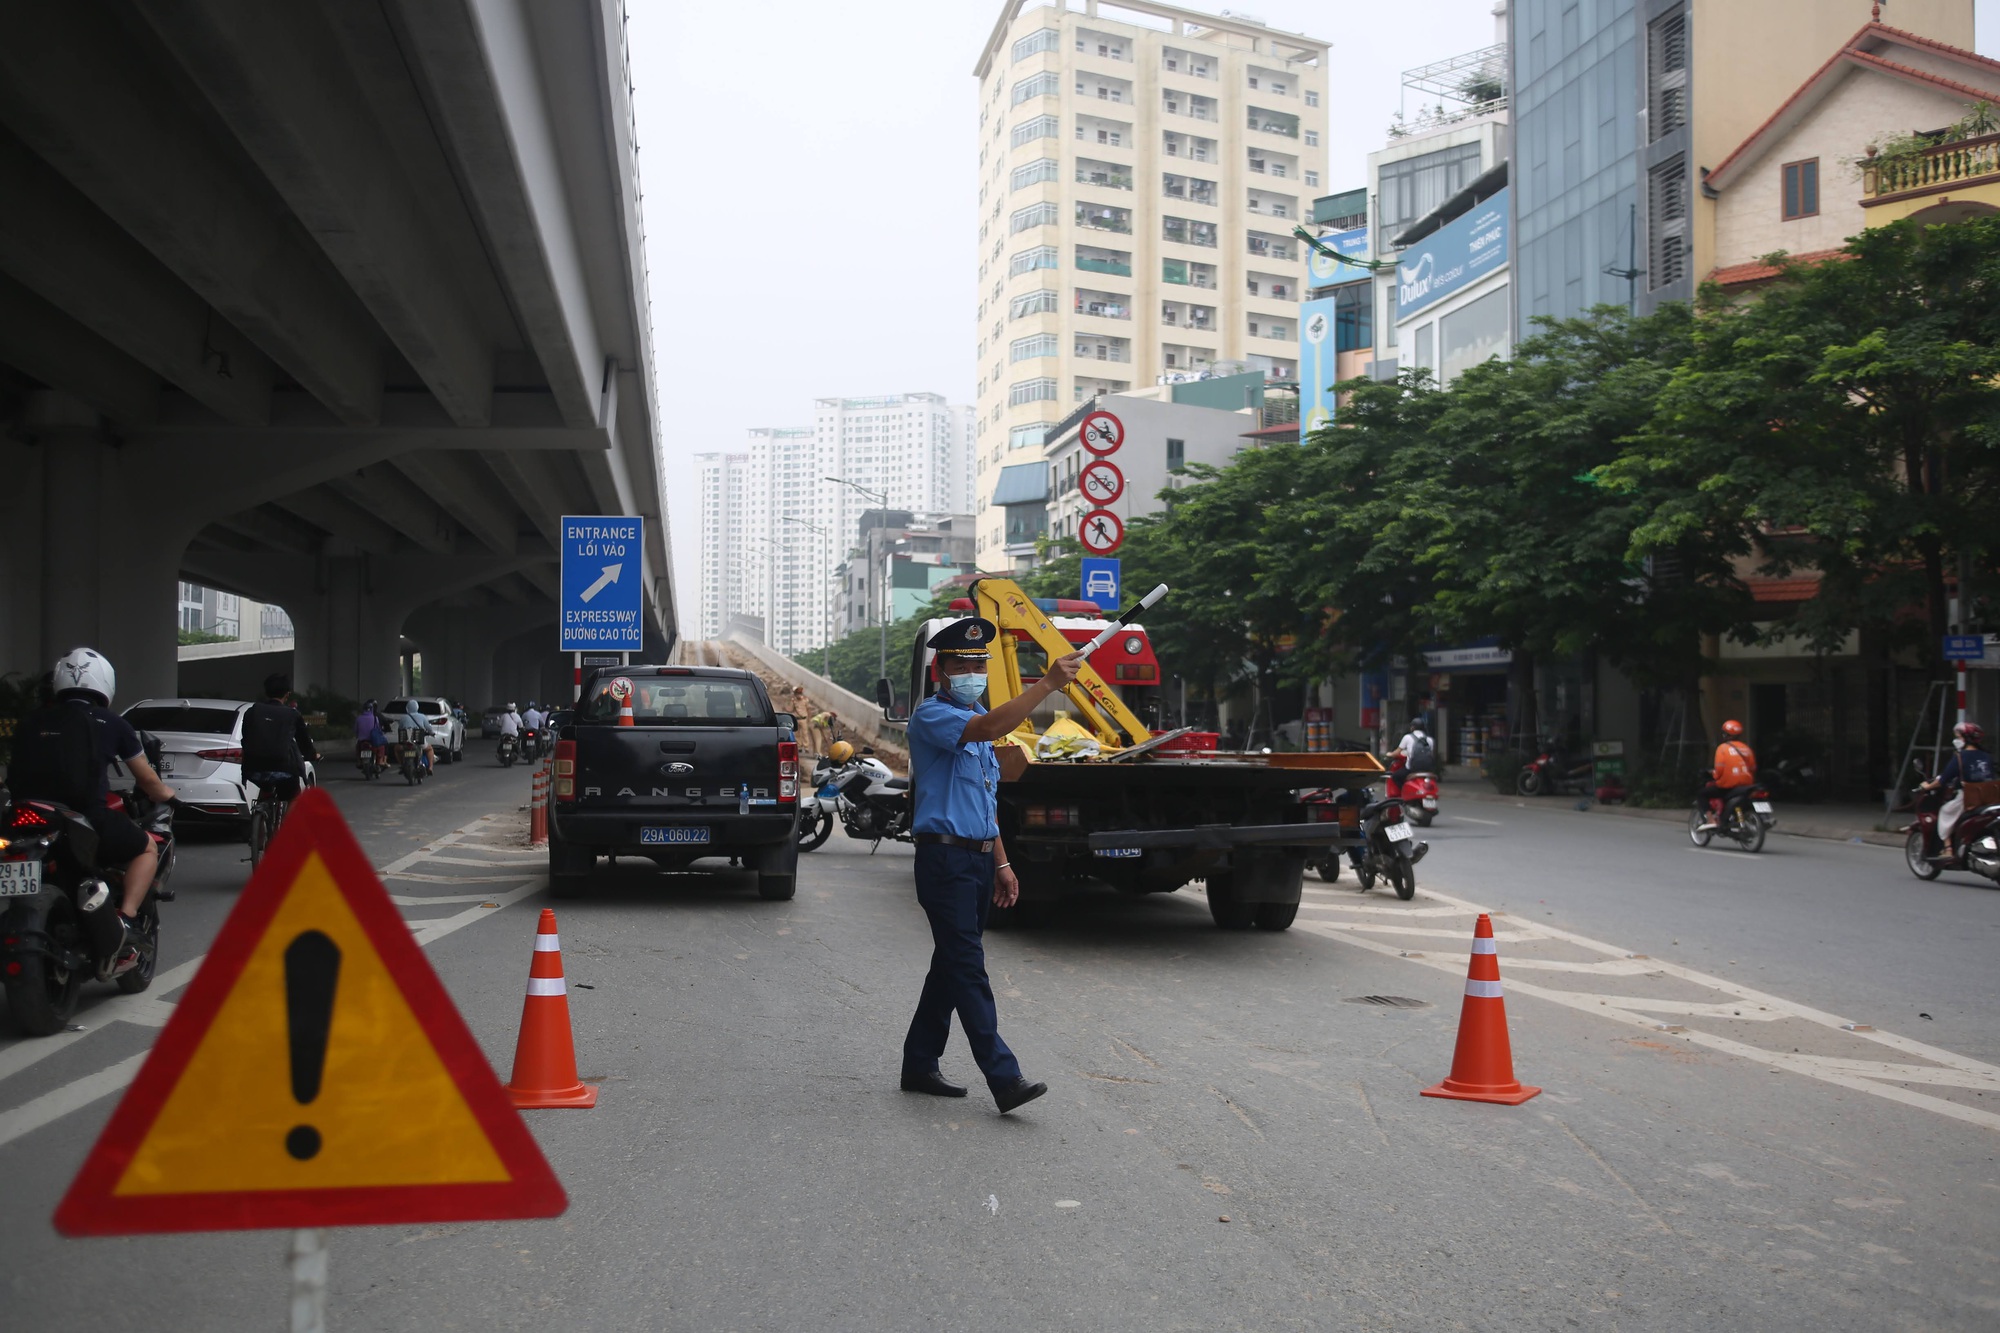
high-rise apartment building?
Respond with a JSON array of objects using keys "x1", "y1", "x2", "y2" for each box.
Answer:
[
  {"x1": 1508, "y1": 0, "x2": 1972, "y2": 335},
  {"x1": 694, "y1": 452, "x2": 754, "y2": 640},
  {"x1": 971, "y1": 1, "x2": 1329, "y2": 561},
  {"x1": 695, "y1": 396, "x2": 974, "y2": 656}
]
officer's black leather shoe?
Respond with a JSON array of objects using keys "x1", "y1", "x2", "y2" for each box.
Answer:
[
  {"x1": 901, "y1": 1069, "x2": 968, "y2": 1097},
  {"x1": 992, "y1": 1077, "x2": 1048, "y2": 1114}
]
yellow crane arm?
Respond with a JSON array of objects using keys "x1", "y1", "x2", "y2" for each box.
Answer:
[{"x1": 971, "y1": 578, "x2": 1151, "y2": 749}]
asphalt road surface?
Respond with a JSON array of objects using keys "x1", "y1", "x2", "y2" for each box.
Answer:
[{"x1": 4, "y1": 766, "x2": 1997, "y2": 1330}]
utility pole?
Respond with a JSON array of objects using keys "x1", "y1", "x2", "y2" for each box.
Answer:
[
  {"x1": 781, "y1": 515, "x2": 832, "y2": 679},
  {"x1": 825, "y1": 476, "x2": 891, "y2": 682},
  {"x1": 1602, "y1": 203, "x2": 1643, "y2": 313}
]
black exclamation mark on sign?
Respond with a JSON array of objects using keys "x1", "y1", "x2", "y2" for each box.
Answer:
[{"x1": 283, "y1": 930, "x2": 341, "y2": 1161}]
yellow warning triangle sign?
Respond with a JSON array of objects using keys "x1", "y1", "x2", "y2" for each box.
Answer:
[{"x1": 55, "y1": 788, "x2": 565, "y2": 1234}]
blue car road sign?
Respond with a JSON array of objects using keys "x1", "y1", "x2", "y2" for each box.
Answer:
[
  {"x1": 561, "y1": 515, "x2": 644, "y2": 651},
  {"x1": 1080, "y1": 557, "x2": 1120, "y2": 609}
]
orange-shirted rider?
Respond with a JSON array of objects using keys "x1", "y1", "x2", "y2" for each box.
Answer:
[{"x1": 1696, "y1": 720, "x2": 1757, "y2": 831}]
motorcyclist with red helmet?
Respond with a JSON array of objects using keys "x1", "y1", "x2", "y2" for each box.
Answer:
[
  {"x1": 1919, "y1": 721, "x2": 1994, "y2": 860},
  {"x1": 1695, "y1": 719, "x2": 1758, "y2": 832}
]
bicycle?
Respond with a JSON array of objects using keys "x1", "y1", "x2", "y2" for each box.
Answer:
[{"x1": 246, "y1": 774, "x2": 299, "y2": 870}]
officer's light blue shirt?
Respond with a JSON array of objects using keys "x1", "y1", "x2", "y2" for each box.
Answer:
[{"x1": 907, "y1": 693, "x2": 1001, "y2": 840}]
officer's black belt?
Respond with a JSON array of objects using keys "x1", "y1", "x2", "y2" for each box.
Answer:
[{"x1": 914, "y1": 833, "x2": 996, "y2": 853}]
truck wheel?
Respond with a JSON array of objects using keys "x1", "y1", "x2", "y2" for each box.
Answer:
[
  {"x1": 548, "y1": 839, "x2": 593, "y2": 898},
  {"x1": 1253, "y1": 900, "x2": 1298, "y2": 931},
  {"x1": 757, "y1": 873, "x2": 797, "y2": 901},
  {"x1": 1205, "y1": 874, "x2": 1255, "y2": 930}
]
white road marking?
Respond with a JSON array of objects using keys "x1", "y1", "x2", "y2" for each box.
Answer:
[
  {"x1": 1450, "y1": 816, "x2": 1503, "y2": 826},
  {"x1": 0, "y1": 815, "x2": 537, "y2": 1149},
  {"x1": 1297, "y1": 884, "x2": 2000, "y2": 1134}
]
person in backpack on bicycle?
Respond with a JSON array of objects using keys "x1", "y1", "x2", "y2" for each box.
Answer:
[
  {"x1": 1696, "y1": 720, "x2": 1757, "y2": 832},
  {"x1": 10, "y1": 649, "x2": 176, "y2": 965},
  {"x1": 241, "y1": 674, "x2": 319, "y2": 807}
]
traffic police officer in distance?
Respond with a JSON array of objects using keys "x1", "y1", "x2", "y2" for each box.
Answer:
[{"x1": 902, "y1": 616, "x2": 1083, "y2": 1113}]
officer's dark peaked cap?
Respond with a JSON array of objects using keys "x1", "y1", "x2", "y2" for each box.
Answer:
[{"x1": 927, "y1": 617, "x2": 996, "y2": 659}]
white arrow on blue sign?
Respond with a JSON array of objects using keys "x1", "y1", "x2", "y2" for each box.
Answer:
[{"x1": 560, "y1": 515, "x2": 644, "y2": 651}]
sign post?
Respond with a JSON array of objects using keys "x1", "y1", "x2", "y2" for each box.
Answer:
[{"x1": 560, "y1": 516, "x2": 644, "y2": 655}]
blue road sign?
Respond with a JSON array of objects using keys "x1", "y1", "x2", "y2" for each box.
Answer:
[
  {"x1": 1944, "y1": 634, "x2": 1984, "y2": 661},
  {"x1": 560, "y1": 515, "x2": 644, "y2": 651},
  {"x1": 1080, "y1": 557, "x2": 1121, "y2": 609}
]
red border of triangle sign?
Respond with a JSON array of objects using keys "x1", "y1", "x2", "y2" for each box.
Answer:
[{"x1": 53, "y1": 787, "x2": 566, "y2": 1236}]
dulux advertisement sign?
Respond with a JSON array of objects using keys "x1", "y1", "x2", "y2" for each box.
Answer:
[
  {"x1": 1307, "y1": 226, "x2": 1371, "y2": 287},
  {"x1": 1396, "y1": 187, "x2": 1509, "y2": 321}
]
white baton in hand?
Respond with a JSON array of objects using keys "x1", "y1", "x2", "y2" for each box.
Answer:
[{"x1": 1080, "y1": 584, "x2": 1170, "y2": 656}]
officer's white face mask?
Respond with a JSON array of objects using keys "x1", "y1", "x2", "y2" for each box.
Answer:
[{"x1": 947, "y1": 673, "x2": 987, "y2": 705}]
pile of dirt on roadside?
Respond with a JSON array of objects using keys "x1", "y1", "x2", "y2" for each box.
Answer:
[{"x1": 707, "y1": 640, "x2": 909, "y2": 773}]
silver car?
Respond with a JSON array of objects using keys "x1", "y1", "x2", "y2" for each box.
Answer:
[
  {"x1": 387, "y1": 697, "x2": 465, "y2": 763},
  {"x1": 113, "y1": 698, "x2": 315, "y2": 827}
]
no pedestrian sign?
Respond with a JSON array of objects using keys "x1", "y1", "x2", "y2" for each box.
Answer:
[
  {"x1": 561, "y1": 515, "x2": 644, "y2": 652},
  {"x1": 54, "y1": 788, "x2": 565, "y2": 1235},
  {"x1": 1078, "y1": 507, "x2": 1124, "y2": 555}
]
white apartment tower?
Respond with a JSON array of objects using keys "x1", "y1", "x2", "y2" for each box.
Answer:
[
  {"x1": 970, "y1": 1, "x2": 1329, "y2": 559},
  {"x1": 708, "y1": 397, "x2": 972, "y2": 657}
]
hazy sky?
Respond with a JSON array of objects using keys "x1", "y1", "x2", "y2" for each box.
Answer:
[{"x1": 627, "y1": 0, "x2": 2000, "y2": 637}]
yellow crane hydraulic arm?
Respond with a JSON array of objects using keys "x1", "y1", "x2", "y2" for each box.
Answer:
[{"x1": 969, "y1": 578, "x2": 1151, "y2": 749}]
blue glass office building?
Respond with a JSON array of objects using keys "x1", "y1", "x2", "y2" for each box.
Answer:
[{"x1": 1510, "y1": 0, "x2": 1644, "y2": 335}]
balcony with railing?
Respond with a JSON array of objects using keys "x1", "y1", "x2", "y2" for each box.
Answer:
[
  {"x1": 1248, "y1": 106, "x2": 1299, "y2": 138},
  {"x1": 1162, "y1": 215, "x2": 1217, "y2": 248},
  {"x1": 1247, "y1": 148, "x2": 1299, "y2": 179},
  {"x1": 1076, "y1": 243, "x2": 1132, "y2": 277},
  {"x1": 1073, "y1": 334, "x2": 1131, "y2": 364},
  {"x1": 1161, "y1": 343, "x2": 1217, "y2": 375},
  {"x1": 1163, "y1": 91, "x2": 1218, "y2": 123},
  {"x1": 1076, "y1": 112, "x2": 1131, "y2": 150},
  {"x1": 1075, "y1": 374, "x2": 1131, "y2": 402},
  {"x1": 1075, "y1": 287, "x2": 1131, "y2": 320},
  {"x1": 1160, "y1": 299, "x2": 1216, "y2": 332},
  {"x1": 1247, "y1": 187, "x2": 1298, "y2": 220},
  {"x1": 1161, "y1": 47, "x2": 1215, "y2": 80},
  {"x1": 1862, "y1": 133, "x2": 2000, "y2": 217},
  {"x1": 1075, "y1": 156, "x2": 1132, "y2": 191},
  {"x1": 1245, "y1": 271, "x2": 1295, "y2": 302},
  {"x1": 1077, "y1": 73, "x2": 1133, "y2": 105},
  {"x1": 1162, "y1": 257, "x2": 1217, "y2": 289},
  {"x1": 1163, "y1": 131, "x2": 1217, "y2": 164},
  {"x1": 1076, "y1": 202, "x2": 1132, "y2": 234},
  {"x1": 1246, "y1": 231, "x2": 1295, "y2": 262},
  {"x1": 1163, "y1": 172, "x2": 1217, "y2": 206}
]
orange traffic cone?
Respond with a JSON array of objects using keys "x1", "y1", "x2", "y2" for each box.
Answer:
[
  {"x1": 505, "y1": 909, "x2": 598, "y2": 1108},
  {"x1": 611, "y1": 677, "x2": 635, "y2": 727},
  {"x1": 1421, "y1": 913, "x2": 1541, "y2": 1105}
]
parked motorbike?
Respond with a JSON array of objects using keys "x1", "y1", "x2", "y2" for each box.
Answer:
[
  {"x1": 1903, "y1": 785, "x2": 2000, "y2": 883},
  {"x1": 1304, "y1": 785, "x2": 1424, "y2": 898},
  {"x1": 1688, "y1": 782, "x2": 1773, "y2": 853},
  {"x1": 1390, "y1": 768, "x2": 1440, "y2": 826},
  {"x1": 1518, "y1": 742, "x2": 1595, "y2": 797},
  {"x1": 835, "y1": 749, "x2": 911, "y2": 848},
  {"x1": 796, "y1": 760, "x2": 840, "y2": 852},
  {"x1": 355, "y1": 736, "x2": 384, "y2": 781},
  {"x1": 498, "y1": 732, "x2": 519, "y2": 768},
  {"x1": 0, "y1": 739, "x2": 177, "y2": 1036}
]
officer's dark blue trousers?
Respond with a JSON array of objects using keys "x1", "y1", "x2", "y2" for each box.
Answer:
[{"x1": 903, "y1": 843, "x2": 1022, "y2": 1088}]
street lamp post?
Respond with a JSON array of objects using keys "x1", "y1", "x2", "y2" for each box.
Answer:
[
  {"x1": 824, "y1": 476, "x2": 891, "y2": 682},
  {"x1": 781, "y1": 514, "x2": 832, "y2": 679}
]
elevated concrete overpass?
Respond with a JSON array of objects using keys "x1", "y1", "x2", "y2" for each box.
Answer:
[{"x1": 0, "y1": 0, "x2": 673, "y2": 708}]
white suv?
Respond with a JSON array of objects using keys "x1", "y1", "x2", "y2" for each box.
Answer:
[{"x1": 387, "y1": 697, "x2": 465, "y2": 763}]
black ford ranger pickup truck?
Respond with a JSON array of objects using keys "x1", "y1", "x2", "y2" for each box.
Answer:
[{"x1": 548, "y1": 665, "x2": 801, "y2": 900}]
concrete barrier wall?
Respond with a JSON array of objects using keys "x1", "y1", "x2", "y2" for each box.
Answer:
[{"x1": 721, "y1": 632, "x2": 907, "y2": 751}]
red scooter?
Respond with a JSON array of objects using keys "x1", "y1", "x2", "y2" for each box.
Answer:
[
  {"x1": 1903, "y1": 784, "x2": 2000, "y2": 883},
  {"x1": 1388, "y1": 767, "x2": 1439, "y2": 826}
]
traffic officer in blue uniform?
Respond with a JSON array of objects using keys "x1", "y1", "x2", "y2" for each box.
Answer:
[{"x1": 901, "y1": 615, "x2": 1082, "y2": 1113}]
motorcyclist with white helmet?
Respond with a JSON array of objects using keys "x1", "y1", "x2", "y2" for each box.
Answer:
[{"x1": 8, "y1": 649, "x2": 176, "y2": 960}]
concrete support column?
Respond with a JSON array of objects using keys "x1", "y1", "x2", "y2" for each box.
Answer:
[
  {"x1": 288, "y1": 551, "x2": 404, "y2": 703},
  {"x1": 24, "y1": 393, "x2": 183, "y2": 703}
]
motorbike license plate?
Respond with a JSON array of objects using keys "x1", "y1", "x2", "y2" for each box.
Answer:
[
  {"x1": 0, "y1": 859, "x2": 43, "y2": 897},
  {"x1": 1093, "y1": 848, "x2": 1143, "y2": 858},
  {"x1": 1422, "y1": 797, "x2": 1437, "y2": 809},
  {"x1": 640, "y1": 826, "x2": 710, "y2": 846},
  {"x1": 1752, "y1": 802, "x2": 1773, "y2": 815},
  {"x1": 1385, "y1": 822, "x2": 1414, "y2": 843}
]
